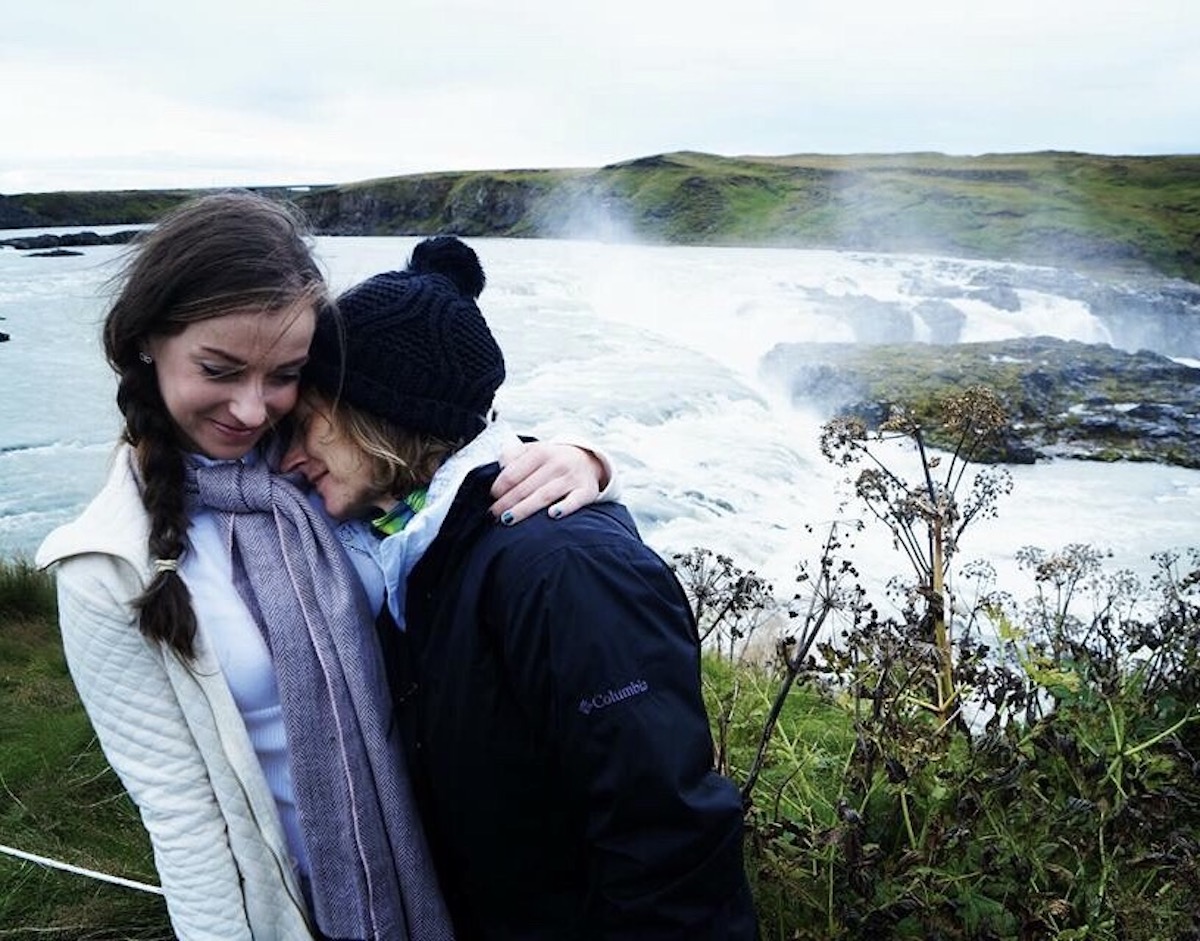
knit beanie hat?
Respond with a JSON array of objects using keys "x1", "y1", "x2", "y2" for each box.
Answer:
[{"x1": 305, "y1": 237, "x2": 506, "y2": 442}]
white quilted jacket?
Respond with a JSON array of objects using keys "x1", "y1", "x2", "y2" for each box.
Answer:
[{"x1": 36, "y1": 446, "x2": 315, "y2": 940}]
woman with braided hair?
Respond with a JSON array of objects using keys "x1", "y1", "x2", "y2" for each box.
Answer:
[{"x1": 36, "y1": 191, "x2": 613, "y2": 940}]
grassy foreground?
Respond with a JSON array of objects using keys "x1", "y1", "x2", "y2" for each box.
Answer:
[
  {"x1": 0, "y1": 559, "x2": 169, "y2": 940},
  {"x1": 4, "y1": 443, "x2": 1200, "y2": 941}
]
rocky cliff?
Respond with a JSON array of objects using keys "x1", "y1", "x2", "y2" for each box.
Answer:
[
  {"x1": 3, "y1": 151, "x2": 1199, "y2": 281},
  {"x1": 291, "y1": 151, "x2": 1200, "y2": 282}
]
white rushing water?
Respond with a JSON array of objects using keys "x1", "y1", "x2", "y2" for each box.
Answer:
[{"x1": 2, "y1": 235, "x2": 1199, "y2": 614}]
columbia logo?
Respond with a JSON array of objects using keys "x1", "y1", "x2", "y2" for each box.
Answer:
[{"x1": 578, "y1": 679, "x2": 650, "y2": 715}]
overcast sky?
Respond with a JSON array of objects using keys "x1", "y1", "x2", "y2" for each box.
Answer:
[{"x1": 3, "y1": 0, "x2": 1197, "y2": 194}]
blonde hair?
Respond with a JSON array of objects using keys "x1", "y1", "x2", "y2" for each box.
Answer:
[{"x1": 305, "y1": 390, "x2": 461, "y2": 500}]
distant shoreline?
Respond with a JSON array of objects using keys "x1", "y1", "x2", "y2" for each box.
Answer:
[{"x1": 2, "y1": 150, "x2": 1199, "y2": 281}]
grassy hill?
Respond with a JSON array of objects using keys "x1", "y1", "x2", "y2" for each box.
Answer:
[{"x1": 3, "y1": 151, "x2": 1199, "y2": 280}]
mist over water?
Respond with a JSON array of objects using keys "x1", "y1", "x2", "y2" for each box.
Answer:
[{"x1": 3, "y1": 236, "x2": 1199, "y2": 614}]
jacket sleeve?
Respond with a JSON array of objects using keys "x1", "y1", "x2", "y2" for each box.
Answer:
[
  {"x1": 489, "y1": 535, "x2": 755, "y2": 939},
  {"x1": 52, "y1": 553, "x2": 257, "y2": 941}
]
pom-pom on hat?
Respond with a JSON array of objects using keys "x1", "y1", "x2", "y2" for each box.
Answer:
[{"x1": 304, "y1": 236, "x2": 505, "y2": 442}]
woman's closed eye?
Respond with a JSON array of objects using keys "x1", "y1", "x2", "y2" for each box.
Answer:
[
  {"x1": 200, "y1": 361, "x2": 243, "y2": 380},
  {"x1": 267, "y1": 369, "x2": 302, "y2": 387},
  {"x1": 198, "y1": 362, "x2": 300, "y2": 385}
]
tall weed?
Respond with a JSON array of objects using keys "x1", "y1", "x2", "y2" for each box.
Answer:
[
  {"x1": 0, "y1": 557, "x2": 57, "y2": 622},
  {"x1": 676, "y1": 387, "x2": 1200, "y2": 940}
]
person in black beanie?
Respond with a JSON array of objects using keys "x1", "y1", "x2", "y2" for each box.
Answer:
[
  {"x1": 282, "y1": 237, "x2": 759, "y2": 940},
  {"x1": 301, "y1": 236, "x2": 504, "y2": 448}
]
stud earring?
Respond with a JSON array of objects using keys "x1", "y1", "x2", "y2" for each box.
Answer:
[{"x1": 139, "y1": 352, "x2": 153, "y2": 365}]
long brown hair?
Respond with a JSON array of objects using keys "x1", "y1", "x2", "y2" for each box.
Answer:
[{"x1": 103, "y1": 191, "x2": 329, "y2": 657}]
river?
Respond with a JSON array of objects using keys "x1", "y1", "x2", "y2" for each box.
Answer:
[{"x1": 3, "y1": 233, "x2": 1199, "y2": 613}]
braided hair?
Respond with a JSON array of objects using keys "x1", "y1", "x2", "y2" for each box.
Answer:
[{"x1": 103, "y1": 191, "x2": 329, "y2": 657}]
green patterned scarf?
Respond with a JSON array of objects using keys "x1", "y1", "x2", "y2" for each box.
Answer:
[{"x1": 372, "y1": 488, "x2": 429, "y2": 537}]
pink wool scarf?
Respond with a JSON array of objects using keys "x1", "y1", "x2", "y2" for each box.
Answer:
[{"x1": 187, "y1": 456, "x2": 454, "y2": 941}]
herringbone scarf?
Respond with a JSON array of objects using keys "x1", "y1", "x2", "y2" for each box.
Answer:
[{"x1": 187, "y1": 457, "x2": 453, "y2": 941}]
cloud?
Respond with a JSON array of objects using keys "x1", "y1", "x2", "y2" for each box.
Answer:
[{"x1": 1, "y1": 0, "x2": 1197, "y2": 192}]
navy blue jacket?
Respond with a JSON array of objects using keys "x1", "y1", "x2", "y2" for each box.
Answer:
[{"x1": 384, "y1": 464, "x2": 757, "y2": 940}]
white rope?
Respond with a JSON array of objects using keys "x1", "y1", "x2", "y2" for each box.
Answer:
[{"x1": 0, "y1": 842, "x2": 163, "y2": 896}]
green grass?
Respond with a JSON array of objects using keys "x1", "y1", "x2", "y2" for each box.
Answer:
[
  {"x1": 5, "y1": 552, "x2": 1199, "y2": 940},
  {"x1": 703, "y1": 656, "x2": 857, "y2": 825},
  {"x1": 9, "y1": 150, "x2": 1200, "y2": 280},
  {"x1": 0, "y1": 564, "x2": 169, "y2": 939},
  {"x1": 4, "y1": 191, "x2": 192, "y2": 228},
  {"x1": 0, "y1": 557, "x2": 57, "y2": 623}
]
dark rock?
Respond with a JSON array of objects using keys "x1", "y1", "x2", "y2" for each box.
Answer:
[
  {"x1": 27, "y1": 248, "x2": 84, "y2": 257},
  {"x1": 0, "y1": 230, "x2": 139, "y2": 251},
  {"x1": 759, "y1": 335, "x2": 1200, "y2": 468},
  {"x1": 446, "y1": 177, "x2": 532, "y2": 234},
  {"x1": 0, "y1": 331, "x2": 9, "y2": 342},
  {"x1": 786, "y1": 362, "x2": 869, "y2": 412},
  {"x1": 302, "y1": 174, "x2": 546, "y2": 239},
  {"x1": 840, "y1": 297, "x2": 916, "y2": 344},
  {"x1": 799, "y1": 288, "x2": 919, "y2": 343},
  {"x1": 912, "y1": 300, "x2": 966, "y2": 343},
  {"x1": 968, "y1": 283, "x2": 1022, "y2": 312},
  {"x1": 841, "y1": 399, "x2": 896, "y2": 429},
  {"x1": 991, "y1": 432, "x2": 1039, "y2": 464}
]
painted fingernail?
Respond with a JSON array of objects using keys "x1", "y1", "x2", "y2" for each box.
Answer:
[
  {"x1": 550, "y1": 506, "x2": 563, "y2": 519},
  {"x1": 500, "y1": 510, "x2": 515, "y2": 526}
]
